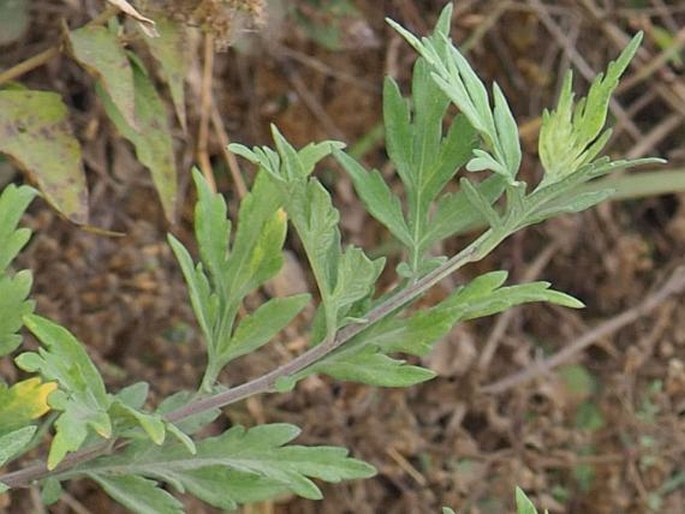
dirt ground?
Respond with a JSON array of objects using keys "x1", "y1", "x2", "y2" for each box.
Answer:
[{"x1": 2, "y1": 1, "x2": 685, "y2": 513}]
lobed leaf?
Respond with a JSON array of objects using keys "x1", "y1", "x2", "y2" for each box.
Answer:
[
  {"x1": 217, "y1": 294, "x2": 310, "y2": 365},
  {"x1": 313, "y1": 347, "x2": 436, "y2": 387},
  {"x1": 222, "y1": 172, "x2": 286, "y2": 304},
  {"x1": 0, "y1": 270, "x2": 35, "y2": 356},
  {"x1": 331, "y1": 247, "x2": 385, "y2": 322},
  {"x1": 424, "y1": 174, "x2": 506, "y2": 246},
  {"x1": 16, "y1": 315, "x2": 113, "y2": 469},
  {"x1": 439, "y1": 271, "x2": 584, "y2": 322},
  {"x1": 192, "y1": 168, "x2": 231, "y2": 285},
  {"x1": 167, "y1": 234, "x2": 216, "y2": 345},
  {"x1": 387, "y1": 4, "x2": 522, "y2": 183},
  {"x1": 339, "y1": 49, "x2": 477, "y2": 276},
  {"x1": 538, "y1": 33, "x2": 643, "y2": 184},
  {"x1": 334, "y1": 148, "x2": 413, "y2": 247},
  {"x1": 76, "y1": 423, "x2": 376, "y2": 509},
  {"x1": 0, "y1": 183, "x2": 37, "y2": 272}
]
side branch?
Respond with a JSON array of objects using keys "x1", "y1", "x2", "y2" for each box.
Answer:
[{"x1": 0, "y1": 234, "x2": 493, "y2": 490}]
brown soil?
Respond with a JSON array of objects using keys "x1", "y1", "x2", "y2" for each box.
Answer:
[{"x1": 2, "y1": 1, "x2": 685, "y2": 513}]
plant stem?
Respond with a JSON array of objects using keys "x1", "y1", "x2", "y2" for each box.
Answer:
[
  {"x1": 0, "y1": 229, "x2": 504, "y2": 489},
  {"x1": 166, "y1": 230, "x2": 498, "y2": 422}
]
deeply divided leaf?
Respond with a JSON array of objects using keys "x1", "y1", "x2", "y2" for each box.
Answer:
[
  {"x1": 334, "y1": 149, "x2": 412, "y2": 247},
  {"x1": 0, "y1": 270, "x2": 35, "y2": 356},
  {"x1": 16, "y1": 315, "x2": 113, "y2": 469},
  {"x1": 387, "y1": 4, "x2": 522, "y2": 183},
  {"x1": 539, "y1": 33, "x2": 643, "y2": 185},
  {"x1": 217, "y1": 294, "x2": 310, "y2": 364},
  {"x1": 0, "y1": 184, "x2": 36, "y2": 272},
  {"x1": 76, "y1": 423, "x2": 375, "y2": 511}
]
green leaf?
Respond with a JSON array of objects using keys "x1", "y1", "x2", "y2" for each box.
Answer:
[
  {"x1": 539, "y1": 33, "x2": 643, "y2": 184},
  {"x1": 523, "y1": 189, "x2": 614, "y2": 226},
  {"x1": 0, "y1": 377, "x2": 56, "y2": 434},
  {"x1": 421, "y1": 113, "x2": 477, "y2": 206},
  {"x1": 313, "y1": 346, "x2": 435, "y2": 387},
  {"x1": 0, "y1": 184, "x2": 35, "y2": 272},
  {"x1": 113, "y1": 382, "x2": 149, "y2": 410},
  {"x1": 356, "y1": 306, "x2": 464, "y2": 357},
  {"x1": 0, "y1": 270, "x2": 34, "y2": 355},
  {"x1": 0, "y1": 186, "x2": 43, "y2": 357},
  {"x1": 97, "y1": 60, "x2": 177, "y2": 221},
  {"x1": 376, "y1": 52, "x2": 478, "y2": 272},
  {"x1": 40, "y1": 477, "x2": 63, "y2": 505},
  {"x1": 387, "y1": 4, "x2": 522, "y2": 183},
  {"x1": 78, "y1": 424, "x2": 376, "y2": 507},
  {"x1": 16, "y1": 314, "x2": 112, "y2": 469},
  {"x1": 167, "y1": 234, "x2": 216, "y2": 344},
  {"x1": 156, "y1": 390, "x2": 219, "y2": 436},
  {"x1": 222, "y1": 172, "x2": 286, "y2": 303},
  {"x1": 192, "y1": 168, "x2": 231, "y2": 284},
  {"x1": 0, "y1": 91, "x2": 88, "y2": 223},
  {"x1": 0, "y1": 425, "x2": 36, "y2": 467},
  {"x1": 439, "y1": 271, "x2": 584, "y2": 322},
  {"x1": 169, "y1": 467, "x2": 287, "y2": 509},
  {"x1": 217, "y1": 294, "x2": 310, "y2": 365},
  {"x1": 424, "y1": 174, "x2": 506, "y2": 244},
  {"x1": 331, "y1": 247, "x2": 384, "y2": 321},
  {"x1": 525, "y1": 157, "x2": 663, "y2": 228},
  {"x1": 109, "y1": 400, "x2": 166, "y2": 445},
  {"x1": 515, "y1": 487, "x2": 540, "y2": 514},
  {"x1": 143, "y1": 15, "x2": 188, "y2": 130},
  {"x1": 383, "y1": 76, "x2": 414, "y2": 189},
  {"x1": 442, "y1": 509, "x2": 457, "y2": 514},
  {"x1": 460, "y1": 177, "x2": 501, "y2": 229},
  {"x1": 289, "y1": 178, "x2": 340, "y2": 296},
  {"x1": 333, "y1": 148, "x2": 413, "y2": 247},
  {"x1": 230, "y1": 131, "x2": 353, "y2": 335},
  {"x1": 68, "y1": 25, "x2": 137, "y2": 129},
  {"x1": 311, "y1": 272, "x2": 580, "y2": 389},
  {"x1": 89, "y1": 474, "x2": 184, "y2": 514},
  {"x1": 283, "y1": 174, "x2": 381, "y2": 334}
]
